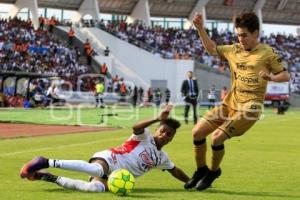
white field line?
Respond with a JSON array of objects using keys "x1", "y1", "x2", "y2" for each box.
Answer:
[
  {"x1": 258, "y1": 115, "x2": 300, "y2": 124},
  {"x1": 0, "y1": 136, "x2": 127, "y2": 157}
]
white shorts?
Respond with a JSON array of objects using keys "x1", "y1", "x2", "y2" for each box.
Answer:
[{"x1": 90, "y1": 150, "x2": 120, "y2": 174}]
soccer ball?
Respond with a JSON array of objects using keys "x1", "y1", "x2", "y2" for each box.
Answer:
[{"x1": 107, "y1": 169, "x2": 135, "y2": 196}]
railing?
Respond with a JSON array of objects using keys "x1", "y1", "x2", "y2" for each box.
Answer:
[
  {"x1": 57, "y1": 91, "x2": 121, "y2": 104},
  {"x1": 95, "y1": 24, "x2": 161, "y2": 56}
]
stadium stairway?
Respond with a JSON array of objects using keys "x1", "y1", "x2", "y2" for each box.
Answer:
[{"x1": 69, "y1": 27, "x2": 194, "y2": 103}]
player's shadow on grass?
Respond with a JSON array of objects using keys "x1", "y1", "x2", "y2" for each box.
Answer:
[
  {"x1": 132, "y1": 188, "x2": 189, "y2": 198},
  {"x1": 45, "y1": 189, "x2": 74, "y2": 193},
  {"x1": 136, "y1": 188, "x2": 189, "y2": 193},
  {"x1": 205, "y1": 189, "x2": 300, "y2": 199},
  {"x1": 45, "y1": 188, "x2": 155, "y2": 198}
]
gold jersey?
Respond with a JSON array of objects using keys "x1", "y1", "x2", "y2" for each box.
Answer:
[{"x1": 216, "y1": 43, "x2": 284, "y2": 111}]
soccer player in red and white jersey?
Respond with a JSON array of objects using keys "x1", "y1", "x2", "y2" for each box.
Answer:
[{"x1": 20, "y1": 105, "x2": 189, "y2": 192}]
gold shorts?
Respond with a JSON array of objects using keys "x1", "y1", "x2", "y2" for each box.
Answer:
[{"x1": 202, "y1": 104, "x2": 261, "y2": 138}]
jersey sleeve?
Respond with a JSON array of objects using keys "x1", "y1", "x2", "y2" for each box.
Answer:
[
  {"x1": 267, "y1": 49, "x2": 285, "y2": 74},
  {"x1": 216, "y1": 44, "x2": 235, "y2": 59},
  {"x1": 129, "y1": 128, "x2": 151, "y2": 141},
  {"x1": 156, "y1": 151, "x2": 175, "y2": 170}
]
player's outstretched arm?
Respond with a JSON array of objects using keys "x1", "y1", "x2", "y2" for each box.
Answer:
[
  {"x1": 132, "y1": 105, "x2": 173, "y2": 135},
  {"x1": 259, "y1": 70, "x2": 290, "y2": 82},
  {"x1": 193, "y1": 12, "x2": 218, "y2": 56},
  {"x1": 167, "y1": 166, "x2": 190, "y2": 183}
]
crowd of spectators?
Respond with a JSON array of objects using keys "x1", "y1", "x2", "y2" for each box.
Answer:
[
  {"x1": 0, "y1": 18, "x2": 139, "y2": 108},
  {"x1": 93, "y1": 19, "x2": 300, "y2": 93},
  {"x1": 1, "y1": 16, "x2": 299, "y2": 108},
  {"x1": 0, "y1": 17, "x2": 90, "y2": 87},
  {"x1": 0, "y1": 17, "x2": 95, "y2": 107},
  {"x1": 260, "y1": 34, "x2": 300, "y2": 94}
]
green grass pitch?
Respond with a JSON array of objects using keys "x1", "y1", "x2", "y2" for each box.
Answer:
[{"x1": 0, "y1": 106, "x2": 300, "y2": 200}]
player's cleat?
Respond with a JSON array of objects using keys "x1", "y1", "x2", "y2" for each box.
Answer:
[
  {"x1": 20, "y1": 156, "x2": 49, "y2": 179},
  {"x1": 195, "y1": 168, "x2": 221, "y2": 191},
  {"x1": 34, "y1": 171, "x2": 58, "y2": 183},
  {"x1": 184, "y1": 165, "x2": 209, "y2": 189}
]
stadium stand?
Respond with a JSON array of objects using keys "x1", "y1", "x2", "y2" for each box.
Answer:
[
  {"x1": 89, "y1": 19, "x2": 299, "y2": 94},
  {"x1": 0, "y1": 0, "x2": 299, "y2": 107},
  {"x1": 0, "y1": 18, "x2": 89, "y2": 75}
]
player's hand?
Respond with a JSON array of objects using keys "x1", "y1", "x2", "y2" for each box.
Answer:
[
  {"x1": 259, "y1": 71, "x2": 272, "y2": 81},
  {"x1": 157, "y1": 105, "x2": 173, "y2": 121},
  {"x1": 193, "y1": 13, "x2": 204, "y2": 30}
]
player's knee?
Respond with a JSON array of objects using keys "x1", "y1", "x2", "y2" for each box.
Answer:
[
  {"x1": 192, "y1": 126, "x2": 206, "y2": 140},
  {"x1": 192, "y1": 120, "x2": 213, "y2": 139},
  {"x1": 211, "y1": 130, "x2": 226, "y2": 146}
]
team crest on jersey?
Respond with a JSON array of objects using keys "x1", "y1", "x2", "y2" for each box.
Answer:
[
  {"x1": 139, "y1": 150, "x2": 154, "y2": 167},
  {"x1": 277, "y1": 58, "x2": 282, "y2": 63}
]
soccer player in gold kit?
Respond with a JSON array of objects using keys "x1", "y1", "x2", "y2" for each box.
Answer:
[{"x1": 184, "y1": 12, "x2": 290, "y2": 190}]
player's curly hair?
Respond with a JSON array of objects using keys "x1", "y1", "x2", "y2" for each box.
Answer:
[
  {"x1": 233, "y1": 12, "x2": 259, "y2": 33},
  {"x1": 160, "y1": 118, "x2": 181, "y2": 130}
]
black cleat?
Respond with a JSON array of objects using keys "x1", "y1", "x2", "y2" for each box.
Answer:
[
  {"x1": 196, "y1": 168, "x2": 221, "y2": 191},
  {"x1": 34, "y1": 171, "x2": 58, "y2": 183},
  {"x1": 184, "y1": 165, "x2": 209, "y2": 189}
]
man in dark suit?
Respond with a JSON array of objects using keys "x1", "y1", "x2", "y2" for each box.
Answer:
[{"x1": 181, "y1": 71, "x2": 199, "y2": 124}]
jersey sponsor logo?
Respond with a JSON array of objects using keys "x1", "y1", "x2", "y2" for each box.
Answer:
[
  {"x1": 139, "y1": 150, "x2": 155, "y2": 168},
  {"x1": 236, "y1": 63, "x2": 254, "y2": 70},
  {"x1": 110, "y1": 140, "x2": 140, "y2": 154},
  {"x1": 235, "y1": 74, "x2": 259, "y2": 84},
  {"x1": 237, "y1": 63, "x2": 247, "y2": 70}
]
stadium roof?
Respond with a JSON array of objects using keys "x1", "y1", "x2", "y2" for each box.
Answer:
[{"x1": 1, "y1": 0, "x2": 299, "y2": 25}]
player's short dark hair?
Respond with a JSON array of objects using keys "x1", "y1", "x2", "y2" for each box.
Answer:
[
  {"x1": 160, "y1": 118, "x2": 181, "y2": 131},
  {"x1": 233, "y1": 12, "x2": 259, "y2": 33}
]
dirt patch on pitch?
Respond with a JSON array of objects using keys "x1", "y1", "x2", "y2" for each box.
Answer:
[{"x1": 0, "y1": 123, "x2": 118, "y2": 139}]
